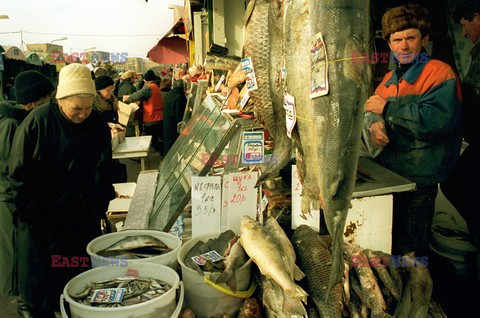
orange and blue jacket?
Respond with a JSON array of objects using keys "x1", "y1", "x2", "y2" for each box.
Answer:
[{"x1": 373, "y1": 53, "x2": 462, "y2": 186}]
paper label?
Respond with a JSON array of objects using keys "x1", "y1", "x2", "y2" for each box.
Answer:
[
  {"x1": 310, "y1": 32, "x2": 329, "y2": 98},
  {"x1": 291, "y1": 165, "x2": 320, "y2": 231},
  {"x1": 283, "y1": 93, "x2": 296, "y2": 139},
  {"x1": 226, "y1": 171, "x2": 258, "y2": 233},
  {"x1": 242, "y1": 131, "x2": 264, "y2": 165},
  {"x1": 191, "y1": 250, "x2": 225, "y2": 265},
  {"x1": 91, "y1": 288, "x2": 125, "y2": 303},
  {"x1": 241, "y1": 57, "x2": 258, "y2": 91},
  {"x1": 192, "y1": 176, "x2": 222, "y2": 238}
]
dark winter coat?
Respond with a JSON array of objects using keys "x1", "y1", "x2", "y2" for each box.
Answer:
[{"x1": 163, "y1": 86, "x2": 187, "y2": 154}]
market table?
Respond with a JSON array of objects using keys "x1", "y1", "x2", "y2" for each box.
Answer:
[{"x1": 112, "y1": 135, "x2": 152, "y2": 171}]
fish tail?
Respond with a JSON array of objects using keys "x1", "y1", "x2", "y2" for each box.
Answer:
[
  {"x1": 215, "y1": 269, "x2": 237, "y2": 292},
  {"x1": 293, "y1": 264, "x2": 305, "y2": 281},
  {"x1": 283, "y1": 295, "x2": 307, "y2": 316},
  {"x1": 328, "y1": 220, "x2": 346, "y2": 293},
  {"x1": 290, "y1": 285, "x2": 309, "y2": 304}
]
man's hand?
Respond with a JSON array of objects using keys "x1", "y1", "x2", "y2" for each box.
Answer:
[
  {"x1": 122, "y1": 95, "x2": 130, "y2": 102},
  {"x1": 366, "y1": 95, "x2": 387, "y2": 115},
  {"x1": 370, "y1": 121, "x2": 389, "y2": 147}
]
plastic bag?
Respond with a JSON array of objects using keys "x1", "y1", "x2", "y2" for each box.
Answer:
[{"x1": 362, "y1": 112, "x2": 387, "y2": 158}]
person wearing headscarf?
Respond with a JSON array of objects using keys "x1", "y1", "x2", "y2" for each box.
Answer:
[
  {"x1": 0, "y1": 71, "x2": 54, "y2": 318},
  {"x1": 8, "y1": 64, "x2": 115, "y2": 317}
]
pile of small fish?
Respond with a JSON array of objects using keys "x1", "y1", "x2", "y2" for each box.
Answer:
[
  {"x1": 291, "y1": 225, "x2": 446, "y2": 318},
  {"x1": 95, "y1": 234, "x2": 172, "y2": 259},
  {"x1": 70, "y1": 276, "x2": 171, "y2": 307}
]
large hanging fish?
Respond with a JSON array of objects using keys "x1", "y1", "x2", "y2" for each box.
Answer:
[{"x1": 285, "y1": 0, "x2": 371, "y2": 291}]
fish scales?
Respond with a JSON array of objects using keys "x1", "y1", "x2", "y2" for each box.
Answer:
[
  {"x1": 292, "y1": 225, "x2": 343, "y2": 317},
  {"x1": 244, "y1": 0, "x2": 276, "y2": 139},
  {"x1": 287, "y1": 0, "x2": 371, "y2": 290}
]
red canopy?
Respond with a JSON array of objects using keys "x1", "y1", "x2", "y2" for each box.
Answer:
[{"x1": 147, "y1": 36, "x2": 189, "y2": 65}]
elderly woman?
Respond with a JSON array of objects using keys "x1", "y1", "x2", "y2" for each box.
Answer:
[
  {"x1": 93, "y1": 75, "x2": 119, "y2": 123},
  {"x1": 8, "y1": 64, "x2": 115, "y2": 317}
]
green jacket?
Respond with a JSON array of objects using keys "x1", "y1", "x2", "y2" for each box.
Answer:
[{"x1": 462, "y1": 41, "x2": 480, "y2": 145}]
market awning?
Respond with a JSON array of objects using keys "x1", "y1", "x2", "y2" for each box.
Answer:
[
  {"x1": 147, "y1": 36, "x2": 189, "y2": 65},
  {"x1": 3, "y1": 45, "x2": 26, "y2": 61},
  {"x1": 37, "y1": 52, "x2": 54, "y2": 65},
  {"x1": 25, "y1": 52, "x2": 43, "y2": 66}
]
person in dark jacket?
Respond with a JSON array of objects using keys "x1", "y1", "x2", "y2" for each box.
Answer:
[
  {"x1": 163, "y1": 79, "x2": 187, "y2": 155},
  {"x1": 441, "y1": 1, "x2": 480, "y2": 248},
  {"x1": 125, "y1": 70, "x2": 163, "y2": 153},
  {"x1": 93, "y1": 75, "x2": 119, "y2": 123},
  {"x1": 116, "y1": 70, "x2": 136, "y2": 101},
  {"x1": 365, "y1": 4, "x2": 462, "y2": 256},
  {"x1": 8, "y1": 64, "x2": 115, "y2": 317},
  {"x1": 0, "y1": 71, "x2": 54, "y2": 318}
]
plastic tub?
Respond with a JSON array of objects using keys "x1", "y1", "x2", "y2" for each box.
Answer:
[
  {"x1": 61, "y1": 262, "x2": 181, "y2": 318},
  {"x1": 177, "y1": 232, "x2": 255, "y2": 318},
  {"x1": 86, "y1": 230, "x2": 182, "y2": 269}
]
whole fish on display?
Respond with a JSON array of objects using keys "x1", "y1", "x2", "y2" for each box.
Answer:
[
  {"x1": 285, "y1": 0, "x2": 371, "y2": 290},
  {"x1": 244, "y1": 0, "x2": 292, "y2": 184},
  {"x1": 292, "y1": 225, "x2": 343, "y2": 317}
]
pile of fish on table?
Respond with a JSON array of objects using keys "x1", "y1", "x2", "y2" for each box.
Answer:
[
  {"x1": 95, "y1": 234, "x2": 172, "y2": 259},
  {"x1": 70, "y1": 276, "x2": 171, "y2": 307}
]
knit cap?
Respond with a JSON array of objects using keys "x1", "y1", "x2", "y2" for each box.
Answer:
[
  {"x1": 15, "y1": 71, "x2": 54, "y2": 104},
  {"x1": 56, "y1": 64, "x2": 96, "y2": 99},
  {"x1": 144, "y1": 70, "x2": 156, "y2": 81},
  {"x1": 95, "y1": 75, "x2": 114, "y2": 90},
  {"x1": 121, "y1": 70, "x2": 136, "y2": 80}
]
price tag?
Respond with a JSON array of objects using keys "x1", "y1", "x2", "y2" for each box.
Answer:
[
  {"x1": 310, "y1": 32, "x2": 329, "y2": 98},
  {"x1": 241, "y1": 57, "x2": 258, "y2": 91},
  {"x1": 291, "y1": 165, "x2": 320, "y2": 231},
  {"x1": 242, "y1": 131, "x2": 264, "y2": 165},
  {"x1": 283, "y1": 93, "x2": 296, "y2": 139},
  {"x1": 192, "y1": 176, "x2": 222, "y2": 238},
  {"x1": 226, "y1": 171, "x2": 258, "y2": 234},
  {"x1": 215, "y1": 74, "x2": 225, "y2": 92}
]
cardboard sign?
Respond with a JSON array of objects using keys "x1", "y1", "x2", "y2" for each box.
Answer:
[
  {"x1": 310, "y1": 32, "x2": 329, "y2": 98},
  {"x1": 291, "y1": 165, "x2": 320, "y2": 231},
  {"x1": 242, "y1": 131, "x2": 264, "y2": 165},
  {"x1": 283, "y1": 93, "x2": 296, "y2": 139},
  {"x1": 226, "y1": 171, "x2": 258, "y2": 234},
  {"x1": 192, "y1": 176, "x2": 222, "y2": 238}
]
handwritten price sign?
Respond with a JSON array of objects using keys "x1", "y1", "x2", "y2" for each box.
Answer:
[
  {"x1": 291, "y1": 165, "x2": 320, "y2": 231},
  {"x1": 192, "y1": 176, "x2": 222, "y2": 238},
  {"x1": 226, "y1": 171, "x2": 258, "y2": 234}
]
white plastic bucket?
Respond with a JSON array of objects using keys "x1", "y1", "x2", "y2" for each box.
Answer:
[
  {"x1": 61, "y1": 262, "x2": 181, "y2": 318},
  {"x1": 86, "y1": 230, "x2": 182, "y2": 269},
  {"x1": 177, "y1": 232, "x2": 255, "y2": 318}
]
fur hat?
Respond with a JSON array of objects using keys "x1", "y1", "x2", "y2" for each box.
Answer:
[
  {"x1": 121, "y1": 70, "x2": 136, "y2": 80},
  {"x1": 382, "y1": 4, "x2": 431, "y2": 40},
  {"x1": 56, "y1": 64, "x2": 96, "y2": 99},
  {"x1": 15, "y1": 71, "x2": 54, "y2": 104},
  {"x1": 95, "y1": 75, "x2": 114, "y2": 90},
  {"x1": 144, "y1": 70, "x2": 156, "y2": 81}
]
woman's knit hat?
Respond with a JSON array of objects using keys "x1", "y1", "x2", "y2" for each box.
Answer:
[
  {"x1": 15, "y1": 71, "x2": 54, "y2": 104},
  {"x1": 95, "y1": 75, "x2": 114, "y2": 90},
  {"x1": 56, "y1": 64, "x2": 96, "y2": 99}
]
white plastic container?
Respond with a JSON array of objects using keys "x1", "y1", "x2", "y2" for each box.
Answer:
[
  {"x1": 61, "y1": 262, "x2": 181, "y2": 318},
  {"x1": 177, "y1": 232, "x2": 254, "y2": 318},
  {"x1": 86, "y1": 230, "x2": 182, "y2": 269}
]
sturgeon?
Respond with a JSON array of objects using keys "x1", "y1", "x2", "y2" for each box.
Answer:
[
  {"x1": 244, "y1": 0, "x2": 292, "y2": 184},
  {"x1": 285, "y1": 0, "x2": 371, "y2": 290}
]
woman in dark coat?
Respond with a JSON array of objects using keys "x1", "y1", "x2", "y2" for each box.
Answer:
[{"x1": 163, "y1": 79, "x2": 187, "y2": 155}]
